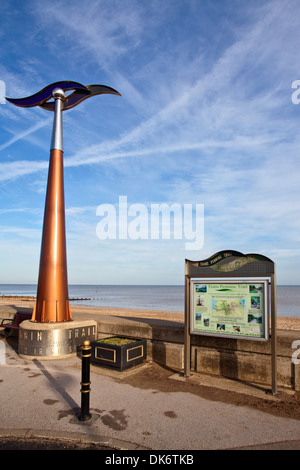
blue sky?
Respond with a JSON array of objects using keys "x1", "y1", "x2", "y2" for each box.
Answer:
[{"x1": 0, "y1": 0, "x2": 300, "y2": 285}]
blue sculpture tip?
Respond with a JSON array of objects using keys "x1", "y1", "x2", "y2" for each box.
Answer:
[{"x1": 6, "y1": 80, "x2": 121, "y2": 110}]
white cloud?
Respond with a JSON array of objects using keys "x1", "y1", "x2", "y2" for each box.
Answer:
[
  {"x1": 0, "y1": 159, "x2": 47, "y2": 182},
  {"x1": 1, "y1": 0, "x2": 300, "y2": 284},
  {"x1": 0, "y1": 117, "x2": 52, "y2": 152}
]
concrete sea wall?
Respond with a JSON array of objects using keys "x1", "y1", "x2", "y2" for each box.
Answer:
[
  {"x1": 96, "y1": 315, "x2": 300, "y2": 391},
  {"x1": 1, "y1": 305, "x2": 299, "y2": 391}
]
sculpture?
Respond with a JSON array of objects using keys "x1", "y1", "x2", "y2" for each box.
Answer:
[{"x1": 7, "y1": 81, "x2": 121, "y2": 322}]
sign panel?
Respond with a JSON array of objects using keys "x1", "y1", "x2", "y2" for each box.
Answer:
[{"x1": 190, "y1": 279, "x2": 269, "y2": 340}]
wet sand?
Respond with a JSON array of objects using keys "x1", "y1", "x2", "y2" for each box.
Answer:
[{"x1": 0, "y1": 296, "x2": 299, "y2": 330}]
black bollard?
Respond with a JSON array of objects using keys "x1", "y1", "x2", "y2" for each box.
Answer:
[{"x1": 78, "y1": 340, "x2": 92, "y2": 422}]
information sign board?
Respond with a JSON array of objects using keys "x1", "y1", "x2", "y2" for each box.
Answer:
[
  {"x1": 190, "y1": 279, "x2": 269, "y2": 340},
  {"x1": 184, "y1": 251, "x2": 277, "y2": 392}
]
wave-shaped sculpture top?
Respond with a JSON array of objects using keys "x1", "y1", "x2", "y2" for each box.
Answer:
[{"x1": 6, "y1": 80, "x2": 121, "y2": 110}]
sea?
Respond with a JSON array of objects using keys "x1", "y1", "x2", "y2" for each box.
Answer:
[{"x1": 0, "y1": 284, "x2": 299, "y2": 318}]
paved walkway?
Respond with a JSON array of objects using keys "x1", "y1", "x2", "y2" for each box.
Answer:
[{"x1": 0, "y1": 333, "x2": 300, "y2": 451}]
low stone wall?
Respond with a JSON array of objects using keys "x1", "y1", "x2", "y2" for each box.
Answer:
[
  {"x1": 190, "y1": 330, "x2": 300, "y2": 391},
  {"x1": 0, "y1": 305, "x2": 299, "y2": 391},
  {"x1": 96, "y1": 316, "x2": 300, "y2": 391}
]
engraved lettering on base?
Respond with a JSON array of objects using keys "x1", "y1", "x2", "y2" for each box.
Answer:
[{"x1": 19, "y1": 325, "x2": 96, "y2": 358}]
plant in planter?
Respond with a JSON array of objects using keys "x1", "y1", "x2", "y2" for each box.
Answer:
[{"x1": 91, "y1": 336, "x2": 147, "y2": 371}]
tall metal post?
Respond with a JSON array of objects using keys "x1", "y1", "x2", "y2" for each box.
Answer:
[
  {"x1": 6, "y1": 81, "x2": 121, "y2": 324},
  {"x1": 32, "y1": 88, "x2": 71, "y2": 323},
  {"x1": 79, "y1": 340, "x2": 92, "y2": 422}
]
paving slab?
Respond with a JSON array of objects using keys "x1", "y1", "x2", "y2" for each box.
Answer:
[{"x1": 0, "y1": 333, "x2": 300, "y2": 451}]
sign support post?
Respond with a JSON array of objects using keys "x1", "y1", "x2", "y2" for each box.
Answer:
[
  {"x1": 184, "y1": 267, "x2": 191, "y2": 377},
  {"x1": 271, "y1": 273, "x2": 277, "y2": 395}
]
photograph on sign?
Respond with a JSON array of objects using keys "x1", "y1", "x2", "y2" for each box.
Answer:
[{"x1": 190, "y1": 279, "x2": 269, "y2": 340}]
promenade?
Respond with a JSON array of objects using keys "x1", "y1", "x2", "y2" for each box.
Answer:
[{"x1": 1, "y1": 322, "x2": 300, "y2": 451}]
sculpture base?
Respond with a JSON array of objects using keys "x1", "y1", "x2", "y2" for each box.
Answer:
[{"x1": 18, "y1": 320, "x2": 97, "y2": 359}]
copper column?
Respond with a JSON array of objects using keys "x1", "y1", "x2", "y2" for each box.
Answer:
[{"x1": 32, "y1": 88, "x2": 72, "y2": 322}]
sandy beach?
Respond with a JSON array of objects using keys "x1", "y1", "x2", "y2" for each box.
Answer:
[{"x1": 0, "y1": 296, "x2": 299, "y2": 330}]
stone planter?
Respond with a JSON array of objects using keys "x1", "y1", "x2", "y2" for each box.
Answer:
[{"x1": 91, "y1": 337, "x2": 147, "y2": 371}]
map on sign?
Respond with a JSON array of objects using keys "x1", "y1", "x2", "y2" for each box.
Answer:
[
  {"x1": 191, "y1": 280, "x2": 268, "y2": 340},
  {"x1": 211, "y1": 298, "x2": 245, "y2": 316}
]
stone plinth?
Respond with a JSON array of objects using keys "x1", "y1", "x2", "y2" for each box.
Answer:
[{"x1": 19, "y1": 320, "x2": 97, "y2": 359}]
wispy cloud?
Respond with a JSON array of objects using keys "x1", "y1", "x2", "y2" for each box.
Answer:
[
  {"x1": 0, "y1": 159, "x2": 47, "y2": 182},
  {"x1": 0, "y1": 117, "x2": 52, "y2": 152},
  {"x1": 0, "y1": 224, "x2": 40, "y2": 239},
  {"x1": 4, "y1": 0, "x2": 296, "y2": 170},
  {"x1": 1, "y1": 0, "x2": 300, "y2": 284}
]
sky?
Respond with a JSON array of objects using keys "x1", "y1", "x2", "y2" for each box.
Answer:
[{"x1": 0, "y1": 0, "x2": 300, "y2": 286}]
